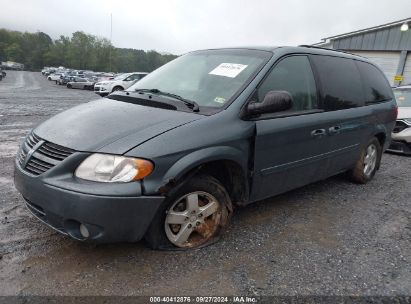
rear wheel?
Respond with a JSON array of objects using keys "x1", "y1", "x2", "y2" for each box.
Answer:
[
  {"x1": 145, "y1": 175, "x2": 232, "y2": 249},
  {"x1": 347, "y1": 137, "x2": 381, "y2": 184},
  {"x1": 67, "y1": 84, "x2": 72, "y2": 89}
]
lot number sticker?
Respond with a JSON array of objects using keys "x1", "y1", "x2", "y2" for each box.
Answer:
[{"x1": 209, "y1": 63, "x2": 248, "y2": 78}]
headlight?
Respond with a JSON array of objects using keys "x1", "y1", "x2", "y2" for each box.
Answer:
[
  {"x1": 99, "y1": 82, "x2": 109, "y2": 85},
  {"x1": 404, "y1": 118, "x2": 411, "y2": 124},
  {"x1": 75, "y1": 154, "x2": 153, "y2": 182}
]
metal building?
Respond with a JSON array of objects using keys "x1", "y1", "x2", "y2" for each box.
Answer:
[{"x1": 314, "y1": 18, "x2": 411, "y2": 86}]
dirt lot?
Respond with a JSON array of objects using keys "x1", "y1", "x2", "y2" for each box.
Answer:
[{"x1": 0, "y1": 71, "x2": 410, "y2": 296}]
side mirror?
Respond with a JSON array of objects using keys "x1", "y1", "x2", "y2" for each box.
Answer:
[{"x1": 247, "y1": 91, "x2": 293, "y2": 115}]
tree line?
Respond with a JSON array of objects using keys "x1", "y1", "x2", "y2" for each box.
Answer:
[{"x1": 0, "y1": 29, "x2": 177, "y2": 72}]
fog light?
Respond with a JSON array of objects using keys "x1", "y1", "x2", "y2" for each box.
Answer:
[{"x1": 79, "y1": 224, "x2": 90, "y2": 238}]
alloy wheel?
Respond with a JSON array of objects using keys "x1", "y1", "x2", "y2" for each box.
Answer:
[
  {"x1": 164, "y1": 191, "x2": 222, "y2": 248},
  {"x1": 363, "y1": 143, "x2": 377, "y2": 177}
]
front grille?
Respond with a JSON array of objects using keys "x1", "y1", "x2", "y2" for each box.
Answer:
[
  {"x1": 393, "y1": 120, "x2": 410, "y2": 133},
  {"x1": 17, "y1": 132, "x2": 75, "y2": 176},
  {"x1": 37, "y1": 141, "x2": 74, "y2": 160}
]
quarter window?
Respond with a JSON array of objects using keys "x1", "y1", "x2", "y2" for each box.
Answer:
[
  {"x1": 258, "y1": 56, "x2": 318, "y2": 111},
  {"x1": 311, "y1": 55, "x2": 364, "y2": 110},
  {"x1": 355, "y1": 61, "x2": 393, "y2": 104}
]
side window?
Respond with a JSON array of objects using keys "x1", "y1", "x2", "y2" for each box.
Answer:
[
  {"x1": 125, "y1": 75, "x2": 137, "y2": 81},
  {"x1": 258, "y1": 56, "x2": 318, "y2": 111},
  {"x1": 311, "y1": 55, "x2": 364, "y2": 110},
  {"x1": 355, "y1": 61, "x2": 393, "y2": 104}
]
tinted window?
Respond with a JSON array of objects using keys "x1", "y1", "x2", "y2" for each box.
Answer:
[
  {"x1": 356, "y1": 61, "x2": 393, "y2": 104},
  {"x1": 258, "y1": 56, "x2": 318, "y2": 111},
  {"x1": 311, "y1": 55, "x2": 364, "y2": 110}
]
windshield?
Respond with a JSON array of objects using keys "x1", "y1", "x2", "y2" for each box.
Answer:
[
  {"x1": 114, "y1": 74, "x2": 127, "y2": 80},
  {"x1": 127, "y1": 49, "x2": 271, "y2": 108},
  {"x1": 394, "y1": 89, "x2": 411, "y2": 107}
]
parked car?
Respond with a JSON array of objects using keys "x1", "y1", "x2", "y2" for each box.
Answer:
[
  {"x1": 67, "y1": 77, "x2": 95, "y2": 90},
  {"x1": 14, "y1": 46, "x2": 396, "y2": 249},
  {"x1": 387, "y1": 86, "x2": 411, "y2": 154},
  {"x1": 58, "y1": 74, "x2": 75, "y2": 85},
  {"x1": 94, "y1": 72, "x2": 148, "y2": 96},
  {"x1": 47, "y1": 73, "x2": 63, "y2": 82}
]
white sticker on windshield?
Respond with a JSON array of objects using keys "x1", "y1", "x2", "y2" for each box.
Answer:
[{"x1": 209, "y1": 63, "x2": 248, "y2": 78}]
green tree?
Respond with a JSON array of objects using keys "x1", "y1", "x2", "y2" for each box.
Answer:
[{"x1": 0, "y1": 28, "x2": 177, "y2": 71}]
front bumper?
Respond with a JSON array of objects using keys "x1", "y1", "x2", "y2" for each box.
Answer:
[
  {"x1": 387, "y1": 140, "x2": 411, "y2": 155},
  {"x1": 389, "y1": 121, "x2": 411, "y2": 154},
  {"x1": 14, "y1": 155, "x2": 164, "y2": 243},
  {"x1": 94, "y1": 85, "x2": 110, "y2": 95}
]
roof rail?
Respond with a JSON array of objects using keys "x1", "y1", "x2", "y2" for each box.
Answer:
[{"x1": 298, "y1": 45, "x2": 365, "y2": 58}]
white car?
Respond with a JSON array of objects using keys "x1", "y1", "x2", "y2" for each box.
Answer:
[
  {"x1": 94, "y1": 72, "x2": 148, "y2": 96},
  {"x1": 47, "y1": 72, "x2": 63, "y2": 82},
  {"x1": 388, "y1": 86, "x2": 411, "y2": 154}
]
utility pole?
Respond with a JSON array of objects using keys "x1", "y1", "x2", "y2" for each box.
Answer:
[{"x1": 109, "y1": 12, "x2": 112, "y2": 72}]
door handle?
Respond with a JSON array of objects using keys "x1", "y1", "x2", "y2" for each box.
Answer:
[
  {"x1": 311, "y1": 129, "x2": 326, "y2": 137},
  {"x1": 328, "y1": 126, "x2": 341, "y2": 135}
]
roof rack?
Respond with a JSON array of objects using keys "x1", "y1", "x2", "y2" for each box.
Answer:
[{"x1": 298, "y1": 45, "x2": 364, "y2": 58}]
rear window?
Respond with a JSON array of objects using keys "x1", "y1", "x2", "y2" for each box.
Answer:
[
  {"x1": 355, "y1": 61, "x2": 393, "y2": 104},
  {"x1": 311, "y1": 55, "x2": 364, "y2": 111}
]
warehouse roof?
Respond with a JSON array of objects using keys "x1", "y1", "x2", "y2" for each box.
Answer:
[{"x1": 315, "y1": 17, "x2": 411, "y2": 51}]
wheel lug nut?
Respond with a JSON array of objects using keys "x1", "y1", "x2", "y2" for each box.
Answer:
[
  {"x1": 196, "y1": 222, "x2": 200, "y2": 226},
  {"x1": 198, "y1": 213, "x2": 203, "y2": 217},
  {"x1": 188, "y1": 224, "x2": 192, "y2": 228}
]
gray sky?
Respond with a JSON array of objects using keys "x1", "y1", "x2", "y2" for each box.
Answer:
[{"x1": 1, "y1": 0, "x2": 410, "y2": 54}]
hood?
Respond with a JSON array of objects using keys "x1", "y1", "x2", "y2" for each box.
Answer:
[
  {"x1": 34, "y1": 99, "x2": 202, "y2": 154},
  {"x1": 397, "y1": 107, "x2": 411, "y2": 120}
]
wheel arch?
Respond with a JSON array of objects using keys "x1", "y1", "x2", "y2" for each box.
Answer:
[
  {"x1": 112, "y1": 85, "x2": 124, "y2": 92},
  {"x1": 159, "y1": 146, "x2": 249, "y2": 205}
]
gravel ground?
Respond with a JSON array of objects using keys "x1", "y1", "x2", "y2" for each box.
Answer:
[{"x1": 0, "y1": 71, "x2": 410, "y2": 297}]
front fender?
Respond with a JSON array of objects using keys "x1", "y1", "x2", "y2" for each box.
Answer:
[
  {"x1": 141, "y1": 145, "x2": 249, "y2": 195},
  {"x1": 163, "y1": 146, "x2": 248, "y2": 184}
]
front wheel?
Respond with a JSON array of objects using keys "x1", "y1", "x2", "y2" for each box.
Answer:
[
  {"x1": 347, "y1": 137, "x2": 382, "y2": 184},
  {"x1": 145, "y1": 175, "x2": 232, "y2": 249},
  {"x1": 112, "y1": 86, "x2": 123, "y2": 92}
]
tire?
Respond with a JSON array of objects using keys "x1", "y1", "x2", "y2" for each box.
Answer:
[
  {"x1": 112, "y1": 86, "x2": 123, "y2": 92},
  {"x1": 67, "y1": 84, "x2": 72, "y2": 89},
  {"x1": 347, "y1": 137, "x2": 382, "y2": 184},
  {"x1": 145, "y1": 175, "x2": 233, "y2": 250}
]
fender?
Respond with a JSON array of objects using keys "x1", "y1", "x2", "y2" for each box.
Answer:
[
  {"x1": 372, "y1": 123, "x2": 390, "y2": 150},
  {"x1": 162, "y1": 146, "x2": 248, "y2": 185}
]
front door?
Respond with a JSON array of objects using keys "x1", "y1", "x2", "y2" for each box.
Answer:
[{"x1": 250, "y1": 55, "x2": 332, "y2": 202}]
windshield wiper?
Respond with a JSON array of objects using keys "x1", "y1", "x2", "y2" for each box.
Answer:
[{"x1": 134, "y1": 89, "x2": 199, "y2": 112}]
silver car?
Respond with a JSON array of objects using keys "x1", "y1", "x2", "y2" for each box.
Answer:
[{"x1": 67, "y1": 77, "x2": 95, "y2": 90}]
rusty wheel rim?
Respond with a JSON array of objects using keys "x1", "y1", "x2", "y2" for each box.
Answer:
[{"x1": 164, "y1": 191, "x2": 222, "y2": 248}]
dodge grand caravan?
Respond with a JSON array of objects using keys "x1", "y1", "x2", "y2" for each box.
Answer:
[{"x1": 14, "y1": 46, "x2": 397, "y2": 249}]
